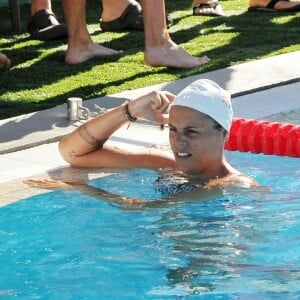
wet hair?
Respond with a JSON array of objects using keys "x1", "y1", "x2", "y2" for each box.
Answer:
[
  {"x1": 210, "y1": 117, "x2": 227, "y2": 138},
  {"x1": 213, "y1": 120, "x2": 224, "y2": 131},
  {"x1": 205, "y1": 114, "x2": 224, "y2": 130}
]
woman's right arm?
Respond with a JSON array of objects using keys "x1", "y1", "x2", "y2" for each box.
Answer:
[{"x1": 58, "y1": 90, "x2": 176, "y2": 169}]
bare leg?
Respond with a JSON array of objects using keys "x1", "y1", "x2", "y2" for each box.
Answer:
[
  {"x1": 0, "y1": 52, "x2": 11, "y2": 68},
  {"x1": 101, "y1": 0, "x2": 135, "y2": 22},
  {"x1": 140, "y1": 0, "x2": 210, "y2": 68},
  {"x1": 30, "y1": 0, "x2": 52, "y2": 15},
  {"x1": 63, "y1": 0, "x2": 122, "y2": 64},
  {"x1": 100, "y1": 0, "x2": 172, "y2": 32}
]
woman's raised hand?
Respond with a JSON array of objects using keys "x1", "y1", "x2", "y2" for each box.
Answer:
[{"x1": 129, "y1": 90, "x2": 175, "y2": 124}]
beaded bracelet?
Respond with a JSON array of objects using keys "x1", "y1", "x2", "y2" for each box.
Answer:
[{"x1": 122, "y1": 100, "x2": 137, "y2": 122}]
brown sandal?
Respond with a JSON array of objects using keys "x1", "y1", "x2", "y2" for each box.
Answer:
[
  {"x1": 100, "y1": 3, "x2": 173, "y2": 32},
  {"x1": 27, "y1": 9, "x2": 68, "y2": 41},
  {"x1": 193, "y1": 1, "x2": 224, "y2": 16}
]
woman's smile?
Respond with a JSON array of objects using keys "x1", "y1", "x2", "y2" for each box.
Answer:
[{"x1": 176, "y1": 152, "x2": 191, "y2": 158}]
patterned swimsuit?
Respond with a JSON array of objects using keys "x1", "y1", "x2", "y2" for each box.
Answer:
[{"x1": 153, "y1": 172, "x2": 202, "y2": 197}]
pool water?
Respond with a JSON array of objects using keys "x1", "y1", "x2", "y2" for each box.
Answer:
[{"x1": 0, "y1": 151, "x2": 300, "y2": 299}]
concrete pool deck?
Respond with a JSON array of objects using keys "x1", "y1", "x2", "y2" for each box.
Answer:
[{"x1": 1, "y1": 51, "x2": 300, "y2": 206}]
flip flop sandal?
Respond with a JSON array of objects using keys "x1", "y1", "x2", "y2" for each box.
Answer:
[
  {"x1": 193, "y1": 1, "x2": 224, "y2": 16},
  {"x1": 27, "y1": 9, "x2": 68, "y2": 41},
  {"x1": 100, "y1": 3, "x2": 173, "y2": 32},
  {"x1": 248, "y1": 0, "x2": 300, "y2": 12}
]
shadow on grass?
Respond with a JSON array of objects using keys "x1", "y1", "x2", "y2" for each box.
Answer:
[
  {"x1": 0, "y1": 61, "x2": 181, "y2": 119},
  {"x1": 171, "y1": 10, "x2": 300, "y2": 60}
]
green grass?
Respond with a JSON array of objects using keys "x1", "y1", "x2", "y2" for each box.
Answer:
[{"x1": 1, "y1": 0, "x2": 300, "y2": 119}]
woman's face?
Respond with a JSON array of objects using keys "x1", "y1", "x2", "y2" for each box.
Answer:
[{"x1": 168, "y1": 106, "x2": 226, "y2": 176}]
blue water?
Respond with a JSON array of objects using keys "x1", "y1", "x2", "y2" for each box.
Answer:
[{"x1": 0, "y1": 151, "x2": 300, "y2": 299}]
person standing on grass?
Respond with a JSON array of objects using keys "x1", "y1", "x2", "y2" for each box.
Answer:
[
  {"x1": 63, "y1": 0, "x2": 209, "y2": 68},
  {"x1": 26, "y1": 0, "x2": 209, "y2": 68}
]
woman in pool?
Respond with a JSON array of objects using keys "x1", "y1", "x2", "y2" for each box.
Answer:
[{"x1": 25, "y1": 79, "x2": 257, "y2": 203}]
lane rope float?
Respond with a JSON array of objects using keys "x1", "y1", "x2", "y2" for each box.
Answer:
[{"x1": 225, "y1": 118, "x2": 300, "y2": 158}]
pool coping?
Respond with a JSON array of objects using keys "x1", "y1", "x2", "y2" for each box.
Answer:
[{"x1": 1, "y1": 51, "x2": 300, "y2": 206}]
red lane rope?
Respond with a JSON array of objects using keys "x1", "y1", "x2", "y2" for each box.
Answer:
[{"x1": 225, "y1": 118, "x2": 300, "y2": 158}]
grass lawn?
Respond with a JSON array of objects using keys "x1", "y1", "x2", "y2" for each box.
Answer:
[{"x1": 1, "y1": 0, "x2": 300, "y2": 120}]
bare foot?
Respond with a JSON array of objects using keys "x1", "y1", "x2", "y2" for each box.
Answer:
[
  {"x1": 65, "y1": 41, "x2": 123, "y2": 64},
  {"x1": 144, "y1": 40, "x2": 210, "y2": 68},
  {"x1": 0, "y1": 52, "x2": 11, "y2": 68}
]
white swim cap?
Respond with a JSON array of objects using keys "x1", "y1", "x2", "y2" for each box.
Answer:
[{"x1": 172, "y1": 79, "x2": 233, "y2": 131}]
